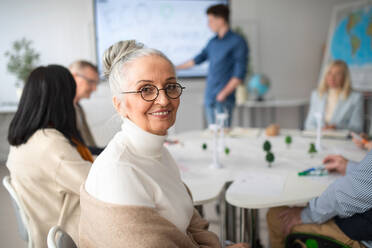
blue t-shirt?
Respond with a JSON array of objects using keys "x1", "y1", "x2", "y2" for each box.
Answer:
[{"x1": 194, "y1": 30, "x2": 248, "y2": 105}]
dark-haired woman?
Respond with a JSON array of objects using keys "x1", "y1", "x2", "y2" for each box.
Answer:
[{"x1": 6, "y1": 65, "x2": 92, "y2": 247}]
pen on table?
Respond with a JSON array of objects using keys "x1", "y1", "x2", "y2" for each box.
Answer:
[{"x1": 298, "y1": 165, "x2": 326, "y2": 176}]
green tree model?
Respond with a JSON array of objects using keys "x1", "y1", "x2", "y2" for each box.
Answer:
[
  {"x1": 285, "y1": 135, "x2": 292, "y2": 148},
  {"x1": 266, "y1": 152, "x2": 275, "y2": 167},
  {"x1": 202, "y1": 143, "x2": 207, "y2": 150},
  {"x1": 263, "y1": 140, "x2": 272, "y2": 152},
  {"x1": 225, "y1": 147, "x2": 230, "y2": 155},
  {"x1": 308, "y1": 143, "x2": 317, "y2": 157}
]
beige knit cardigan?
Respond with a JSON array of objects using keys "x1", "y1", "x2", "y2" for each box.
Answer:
[{"x1": 79, "y1": 185, "x2": 221, "y2": 248}]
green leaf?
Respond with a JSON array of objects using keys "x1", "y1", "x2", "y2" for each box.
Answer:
[
  {"x1": 4, "y1": 38, "x2": 40, "y2": 85},
  {"x1": 202, "y1": 143, "x2": 207, "y2": 150},
  {"x1": 263, "y1": 140, "x2": 272, "y2": 152},
  {"x1": 266, "y1": 152, "x2": 275, "y2": 164},
  {"x1": 285, "y1": 135, "x2": 292, "y2": 144}
]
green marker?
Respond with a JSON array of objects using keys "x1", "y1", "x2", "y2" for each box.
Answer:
[{"x1": 298, "y1": 166, "x2": 328, "y2": 176}]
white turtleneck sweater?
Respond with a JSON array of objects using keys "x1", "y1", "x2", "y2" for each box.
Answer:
[{"x1": 85, "y1": 118, "x2": 194, "y2": 234}]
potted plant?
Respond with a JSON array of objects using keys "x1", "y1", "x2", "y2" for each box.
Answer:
[{"x1": 4, "y1": 38, "x2": 40, "y2": 98}]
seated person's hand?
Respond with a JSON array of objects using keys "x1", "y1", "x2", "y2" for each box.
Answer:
[
  {"x1": 323, "y1": 154, "x2": 348, "y2": 175},
  {"x1": 278, "y1": 207, "x2": 303, "y2": 236},
  {"x1": 322, "y1": 124, "x2": 336, "y2": 131},
  {"x1": 352, "y1": 136, "x2": 365, "y2": 149},
  {"x1": 365, "y1": 142, "x2": 372, "y2": 151},
  {"x1": 352, "y1": 132, "x2": 371, "y2": 150},
  {"x1": 227, "y1": 243, "x2": 250, "y2": 248}
]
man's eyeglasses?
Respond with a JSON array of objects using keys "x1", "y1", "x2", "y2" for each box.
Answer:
[
  {"x1": 76, "y1": 73, "x2": 99, "y2": 85},
  {"x1": 120, "y1": 83, "x2": 185, "y2": 102}
]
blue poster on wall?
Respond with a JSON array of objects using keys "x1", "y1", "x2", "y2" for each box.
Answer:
[{"x1": 322, "y1": 0, "x2": 372, "y2": 91}]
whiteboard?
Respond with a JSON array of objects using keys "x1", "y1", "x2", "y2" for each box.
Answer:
[{"x1": 94, "y1": 0, "x2": 228, "y2": 77}]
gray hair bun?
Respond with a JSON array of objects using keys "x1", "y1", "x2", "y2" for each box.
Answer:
[{"x1": 102, "y1": 40, "x2": 144, "y2": 78}]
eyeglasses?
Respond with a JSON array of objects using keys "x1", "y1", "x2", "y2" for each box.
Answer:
[
  {"x1": 121, "y1": 83, "x2": 185, "y2": 102},
  {"x1": 75, "y1": 73, "x2": 99, "y2": 85}
]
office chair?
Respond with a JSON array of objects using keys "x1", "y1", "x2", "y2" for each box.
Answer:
[
  {"x1": 2, "y1": 176, "x2": 33, "y2": 248},
  {"x1": 285, "y1": 233, "x2": 351, "y2": 248},
  {"x1": 47, "y1": 226, "x2": 77, "y2": 248}
]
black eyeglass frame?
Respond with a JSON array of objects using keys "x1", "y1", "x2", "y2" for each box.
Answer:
[{"x1": 120, "y1": 83, "x2": 186, "y2": 102}]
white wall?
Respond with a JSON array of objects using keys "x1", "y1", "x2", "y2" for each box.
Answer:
[
  {"x1": 0, "y1": 0, "x2": 96, "y2": 104},
  {"x1": 0, "y1": 0, "x2": 357, "y2": 147}
]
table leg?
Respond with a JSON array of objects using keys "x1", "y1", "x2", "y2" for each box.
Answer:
[
  {"x1": 249, "y1": 209, "x2": 257, "y2": 248},
  {"x1": 239, "y1": 208, "x2": 260, "y2": 247},
  {"x1": 223, "y1": 182, "x2": 237, "y2": 242},
  {"x1": 250, "y1": 107, "x2": 256, "y2": 127},
  {"x1": 238, "y1": 105, "x2": 244, "y2": 127},
  {"x1": 219, "y1": 188, "x2": 226, "y2": 245},
  {"x1": 202, "y1": 105, "x2": 207, "y2": 129},
  {"x1": 225, "y1": 201, "x2": 237, "y2": 242},
  {"x1": 299, "y1": 105, "x2": 305, "y2": 130},
  {"x1": 240, "y1": 208, "x2": 249, "y2": 242},
  {"x1": 271, "y1": 107, "x2": 276, "y2": 124}
]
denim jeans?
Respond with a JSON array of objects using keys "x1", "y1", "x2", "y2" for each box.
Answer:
[{"x1": 205, "y1": 101, "x2": 234, "y2": 128}]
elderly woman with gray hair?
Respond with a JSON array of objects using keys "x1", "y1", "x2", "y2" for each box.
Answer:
[{"x1": 79, "y1": 40, "x2": 248, "y2": 248}]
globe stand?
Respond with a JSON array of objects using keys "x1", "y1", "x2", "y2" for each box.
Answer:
[{"x1": 256, "y1": 96, "x2": 264, "y2": 102}]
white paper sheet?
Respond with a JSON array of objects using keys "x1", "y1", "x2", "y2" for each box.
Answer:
[{"x1": 229, "y1": 172, "x2": 286, "y2": 197}]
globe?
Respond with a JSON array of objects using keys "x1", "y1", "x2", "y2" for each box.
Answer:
[{"x1": 247, "y1": 74, "x2": 270, "y2": 101}]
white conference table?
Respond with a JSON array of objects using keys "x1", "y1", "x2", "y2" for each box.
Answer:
[{"x1": 167, "y1": 128, "x2": 366, "y2": 245}]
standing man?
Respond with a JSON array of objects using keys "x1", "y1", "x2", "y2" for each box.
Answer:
[
  {"x1": 69, "y1": 60, "x2": 103, "y2": 155},
  {"x1": 177, "y1": 4, "x2": 248, "y2": 127}
]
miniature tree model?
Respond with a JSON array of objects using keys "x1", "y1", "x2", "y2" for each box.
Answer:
[
  {"x1": 202, "y1": 143, "x2": 207, "y2": 150},
  {"x1": 285, "y1": 135, "x2": 292, "y2": 148},
  {"x1": 308, "y1": 143, "x2": 317, "y2": 157},
  {"x1": 266, "y1": 152, "x2": 275, "y2": 167},
  {"x1": 263, "y1": 140, "x2": 274, "y2": 167},
  {"x1": 225, "y1": 147, "x2": 230, "y2": 155},
  {"x1": 263, "y1": 140, "x2": 272, "y2": 152}
]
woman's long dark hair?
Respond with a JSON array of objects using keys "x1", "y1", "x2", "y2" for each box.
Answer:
[{"x1": 8, "y1": 65, "x2": 84, "y2": 146}]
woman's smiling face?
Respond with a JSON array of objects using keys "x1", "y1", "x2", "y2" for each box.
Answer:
[{"x1": 118, "y1": 55, "x2": 180, "y2": 135}]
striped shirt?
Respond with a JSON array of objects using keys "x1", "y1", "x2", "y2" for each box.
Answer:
[{"x1": 301, "y1": 149, "x2": 372, "y2": 224}]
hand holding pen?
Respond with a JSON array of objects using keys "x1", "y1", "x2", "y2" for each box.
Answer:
[
  {"x1": 299, "y1": 154, "x2": 349, "y2": 176},
  {"x1": 351, "y1": 132, "x2": 372, "y2": 151},
  {"x1": 323, "y1": 154, "x2": 348, "y2": 176},
  {"x1": 351, "y1": 132, "x2": 368, "y2": 147}
]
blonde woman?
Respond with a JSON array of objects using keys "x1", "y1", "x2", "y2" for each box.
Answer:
[
  {"x1": 305, "y1": 60, "x2": 363, "y2": 133},
  {"x1": 79, "y1": 40, "x2": 248, "y2": 248}
]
